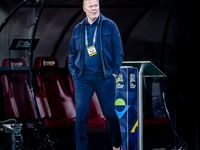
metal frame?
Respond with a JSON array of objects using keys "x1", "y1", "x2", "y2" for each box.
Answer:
[{"x1": 122, "y1": 61, "x2": 166, "y2": 150}]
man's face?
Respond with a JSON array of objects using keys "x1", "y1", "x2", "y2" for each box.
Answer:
[{"x1": 83, "y1": 0, "x2": 100, "y2": 23}]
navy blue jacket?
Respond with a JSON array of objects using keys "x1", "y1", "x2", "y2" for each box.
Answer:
[{"x1": 69, "y1": 14, "x2": 124, "y2": 79}]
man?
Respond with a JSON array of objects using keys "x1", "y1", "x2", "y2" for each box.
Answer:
[{"x1": 68, "y1": 0, "x2": 124, "y2": 149}]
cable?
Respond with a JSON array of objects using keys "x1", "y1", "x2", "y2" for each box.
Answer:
[
  {"x1": 0, "y1": 118, "x2": 17, "y2": 124},
  {"x1": 143, "y1": 78, "x2": 187, "y2": 149},
  {"x1": 160, "y1": 81, "x2": 187, "y2": 150}
]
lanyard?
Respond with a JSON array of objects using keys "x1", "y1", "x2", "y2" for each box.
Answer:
[{"x1": 85, "y1": 17, "x2": 100, "y2": 48}]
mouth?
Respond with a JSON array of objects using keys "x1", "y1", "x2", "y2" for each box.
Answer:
[{"x1": 91, "y1": 12, "x2": 97, "y2": 15}]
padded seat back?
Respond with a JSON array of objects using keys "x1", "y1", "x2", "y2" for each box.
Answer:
[
  {"x1": 36, "y1": 74, "x2": 76, "y2": 120},
  {"x1": 34, "y1": 56, "x2": 59, "y2": 73},
  {"x1": 2, "y1": 58, "x2": 27, "y2": 67},
  {"x1": 1, "y1": 58, "x2": 38, "y2": 121},
  {"x1": 34, "y1": 57, "x2": 76, "y2": 121}
]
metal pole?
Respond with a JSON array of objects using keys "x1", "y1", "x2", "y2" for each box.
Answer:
[
  {"x1": 29, "y1": 0, "x2": 47, "y2": 130},
  {"x1": 138, "y1": 64, "x2": 144, "y2": 150}
]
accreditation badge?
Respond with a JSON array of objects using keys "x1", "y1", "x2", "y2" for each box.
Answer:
[{"x1": 87, "y1": 45, "x2": 97, "y2": 57}]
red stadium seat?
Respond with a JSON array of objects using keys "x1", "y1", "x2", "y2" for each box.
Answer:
[
  {"x1": 34, "y1": 57, "x2": 75, "y2": 129},
  {"x1": 1, "y1": 58, "x2": 41, "y2": 122},
  {"x1": 65, "y1": 57, "x2": 106, "y2": 131}
]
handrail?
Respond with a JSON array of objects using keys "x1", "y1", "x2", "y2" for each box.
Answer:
[{"x1": 0, "y1": 66, "x2": 29, "y2": 71}]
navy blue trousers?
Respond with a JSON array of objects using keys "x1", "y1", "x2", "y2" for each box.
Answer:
[{"x1": 74, "y1": 73, "x2": 122, "y2": 150}]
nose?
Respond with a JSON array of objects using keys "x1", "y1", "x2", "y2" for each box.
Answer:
[{"x1": 92, "y1": 6, "x2": 96, "y2": 10}]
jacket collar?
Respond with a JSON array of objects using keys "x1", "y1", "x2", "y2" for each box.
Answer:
[
  {"x1": 79, "y1": 13, "x2": 108, "y2": 25},
  {"x1": 100, "y1": 13, "x2": 108, "y2": 21}
]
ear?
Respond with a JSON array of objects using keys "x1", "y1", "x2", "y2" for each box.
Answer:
[{"x1": 83, "y1": 6, "x2": 86, "y2": 13}]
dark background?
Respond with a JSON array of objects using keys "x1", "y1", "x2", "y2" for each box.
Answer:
[{"x1": 0, "y1": 0, "x2": 197, "y2": 149}]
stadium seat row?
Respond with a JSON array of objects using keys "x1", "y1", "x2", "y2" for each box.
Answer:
[{"x1": 1, "y1": 57, "x2": 107, "y2": 132}]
